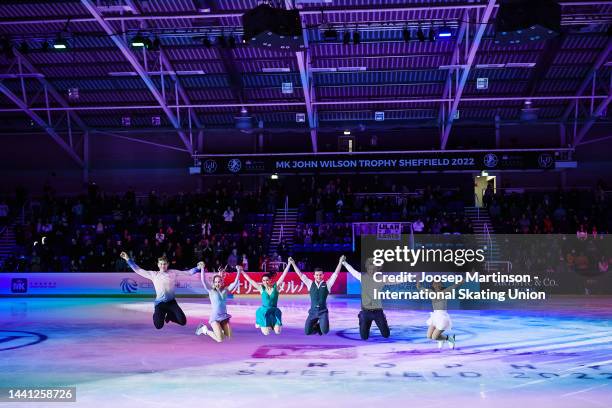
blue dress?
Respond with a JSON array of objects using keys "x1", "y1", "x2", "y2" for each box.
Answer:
[
  {"x1": 208, "y1": 288, "x2": 232, "y2": 323},
  {"x1": 255, "y1": 284, "x2": 282, "y2": 328}
]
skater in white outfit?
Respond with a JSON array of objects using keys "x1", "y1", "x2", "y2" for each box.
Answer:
[{"x1": 416, "y1": 273, "x2": 463, "y2": 349}]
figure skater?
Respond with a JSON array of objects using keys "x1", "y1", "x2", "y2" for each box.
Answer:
[
  {"x1": 416, "y1": 273, "x2": 463, "y2": 349},
  {"x1": 195, "y1": 264, "x2": 242, "y2": 342},
  {"x1": 342, "y1": 257, "x2": 391, "y2": 340},
  {"x1": 291, "y1": 256, "x2": 343, "y2": 335},
  {"x1": 241, "y1": 261, "x2": 291, "y2": 335},
  {"x1": 119, "y1": 252, "x2": 199, "y2": 329}
]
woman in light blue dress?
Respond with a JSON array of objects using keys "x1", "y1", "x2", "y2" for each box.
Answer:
[
  {"x1": 196, "y1": 264, "x2": 242, "y2": 342},
  {"x1": 242, "y1": 261, "x2": 291, "y2": 335}
]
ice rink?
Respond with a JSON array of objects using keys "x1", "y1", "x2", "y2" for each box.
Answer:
[{"x1": 1, "y1": 296, "x2": 611, "y2": 408}]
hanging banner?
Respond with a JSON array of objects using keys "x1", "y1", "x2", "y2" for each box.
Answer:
[{"x1": 196, "y1": 150, "x2": 563, "y2": 175}]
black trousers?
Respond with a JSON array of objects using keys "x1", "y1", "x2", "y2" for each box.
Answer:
[
  {"x1": 305, "y1": 309, "x2": 330, "y2": 335},
  {"x1": 359, "y1": 309, "x2": 390, "y2": 340},
  {"x1": 153, "y1": 299, "x2": 187, "y2": 329}
]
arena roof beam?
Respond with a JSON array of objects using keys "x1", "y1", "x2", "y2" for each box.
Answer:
[
  {"x1": 440, "y1": 0, "x2": 496, "y2": 150},
  {"x1": 574, "y1": 93, "x2": 612, "y2": 145},
  {"x1": 80, "y1": 0, "x2": 193, "y2": 154},
  {"x1": 0, "y1": 82, "x2": 84, "y2": 167},
  {"x1": 124, "y1": 0, "x2": 203, "y2": 131},
  {"x1": 561, "y1": 38, "x2": 612, "y2": 123}
]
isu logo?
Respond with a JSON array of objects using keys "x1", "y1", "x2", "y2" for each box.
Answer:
[
  {"x1": 483, "y1": 153, "x2": 499, "y2": 168},
  {"x1": 228, "y1": 158, "x2": 242, "y2": 173},
  {"x1": 538, "y1": 153, "x2": 554, "y2": 168},
  {"x1": 120, "y1": 278, "x2": 138, "y2": 293},
  {"x1": 203, "y1": 159, "x2": 218, "y2": 174},
  {"x1": 252, "y1": 344, "x2": 357, "y2": 359}
]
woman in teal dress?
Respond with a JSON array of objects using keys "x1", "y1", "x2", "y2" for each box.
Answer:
[{"x1": 242, "y1": 260, "x2": 292, "y2": 335}]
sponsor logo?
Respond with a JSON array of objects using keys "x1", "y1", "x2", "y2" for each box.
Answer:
[
  {"x1": 203, "y1": 159, "x2": 218, "y2": 174},
  {"x1": 120, "y1": 278, "x2": 138, "y2": 293},
  {"x1": 483, "y1": 153, "x2": 499, "y2": 168},
  {"x1": 0, "y1": 330, "x2": 47, "y2": 351},
  {"x1": 228, "y1": 158, "x2": 242, "y2": 173},
  {"x1": 252, "y1": 344, "x2": 357, "y2": 359},
  {"x1": 538, "y1": 153, "x2": 554, "y2": 168},
  {"x1": 10, "y1": 278, "x2": 27, "y2": 293}
]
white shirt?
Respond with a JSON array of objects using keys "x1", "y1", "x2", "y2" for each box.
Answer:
[{"x1": 127, "y1": 260, "x2": 198, "y2": 304}]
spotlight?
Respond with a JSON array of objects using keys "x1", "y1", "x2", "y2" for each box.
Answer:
[
  {"x1": 217, "y1": 35, "x2": 227, "y2": 48},
  {"x1": 417, "y1": 26, "x2": 425, "y2": 42},
  {"x1": 150, "y1": 37, "x2": 161, "y2": 51},
  {"x1": 270, "y1": 173, "x2": 279, "y2": 180},
  {"x1": 130, "y1": 34, "x2": 146, "y2": 48},
  {"x1": 343, "y1": 31, "x2": 350, "y2": 45},
  {"x1": 53, "y1": 35, "x2": 68, "y2": 50},
  {"x1": 18, "y1": 42, "x2": 29, "y2": 54},
  {"x1": 402, "y1": 28, "x2": 411, "y2": 42},
  {"x1": 438, "y1": 25, "x2": 452, "y2": 38},
  {"x1": 352, "y1": 31, "x2": 360, "y2": 45},
  {"x1": 428, "y1": 26, "x2": 436, "y2": 41},
  {"x1": 202, "y1": 37, "x2": 212, "y2": 48}
]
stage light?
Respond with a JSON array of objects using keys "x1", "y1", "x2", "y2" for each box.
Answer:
[
  {"x1": 417, "y1": 26, "x2": 425, "y2": 42},
  {"x1": 343, "y1": 31, "x2": 350, "y2": 45},
  {"x1": 130, "y1": 34, "x2": 147, "y2": 48},
  {"x1": 402, "y1": 28, "x2": 411, "y2": 42},
  {"x1": 53, "y1": 34, "x2": 68, "y2": 50},
  {"x1": 270, "y1": 173, "x2": 279, "y2": 180},
  {"x1": 344, "y1": 130, "x2": 351, "y2": 135},
  {"x1": 438, "y1": 26, "x2": 452, "y2": 38},
  {"x1": 353, "y1": 31, "x2": 360, "y2": 45},
  {"x1": 18, "y1": 42, "x2": 29, "y2": 54}
]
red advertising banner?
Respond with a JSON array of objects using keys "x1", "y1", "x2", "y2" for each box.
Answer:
[{"x1": 217, "y1": 272, "x2": 347, "y2": 295}]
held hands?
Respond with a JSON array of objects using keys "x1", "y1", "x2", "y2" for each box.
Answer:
[
  {"x1": 339, "y1": 255, "x2": 346, "y2": 264},
  {"x1": 288, "y1": 257, "x2": 295, "y2": 266},
  {"x1": 236, "y1": 265, "x2": 243, "y2": 273},
  {"x1": 197, "y1": 261, "x2": 205, "y2": 270},
  {"x1": 120, "y1": 252, "x2": 129, "y2": 261}
]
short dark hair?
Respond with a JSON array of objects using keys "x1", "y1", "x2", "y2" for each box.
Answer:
[
  {"x1": 263, "y1": 272, "x2": 274, "y2": 280},
  {"x1": 158, "y1": 256, "x2": 169, "y2": 263},
  {"x1": 314, "y1": 268, "x2": 323, "y2": 273}
]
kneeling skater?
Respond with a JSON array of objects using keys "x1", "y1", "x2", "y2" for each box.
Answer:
[
  {"x1": 120, "y1": 252, "x2": 199, "y2": 330},
  {"x1": 196, "y1": 264, "x2": 242, "y2": 342},
  {"x1": 242, "y1": 262, "x2": 291, "y2": 335},
  {"x1": 342, "y1": 257, "x2": 391, "y2": 340},
  {"x1": 291, "y1": 256, "x2": 343, "y2": 335}
]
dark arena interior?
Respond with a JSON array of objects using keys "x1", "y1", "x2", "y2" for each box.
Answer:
[{"x1": 0, "y1": 1, "x2": 611, "y2": 407}]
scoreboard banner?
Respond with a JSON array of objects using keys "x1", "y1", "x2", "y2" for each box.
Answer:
[{"x1": 196, "y1": 150, "x2": 561, "y2": 175}]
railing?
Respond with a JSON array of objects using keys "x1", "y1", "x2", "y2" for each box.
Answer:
[
  {"x1": 483, "y1": 222, "x2": 493, "y2": 260},
  {"x1": 262, "y1": 261, "x2": 288, "y2": 273}
]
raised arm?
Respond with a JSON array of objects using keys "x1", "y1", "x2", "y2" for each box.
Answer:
[
  {"x1": 275, "y1": 261, "x2": 292, "y2": 287},
  {"x1": 240, "y1": 267, "x2": 262, "y2": 292},
  {"x1": 341, "y1": 258, "x2": 361, "y2": 282},
  {"x1": 289, "y1": 257, "x2": 312, "y2": 289},
  {"x1": 327, "y1": 255, "x2": 345, "y2": 289},
  {"x1": 175, "y1": 264, "x2": 200, "y2": 276},
  {"x1": 199, "y1": 263, "x2": 212, "y2": 294},
  {"x1": 227, "y1": 267, "x2": 242, "y2": 293},
  {"x1": 120, "y1": 252, "x2": 152, "y2": 279}
]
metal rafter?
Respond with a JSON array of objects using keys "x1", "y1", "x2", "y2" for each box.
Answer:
[
  {"x1": 575, "y1": 93, "x2": 611, "y2": 145},
  {"x1": 80, "y1": 0, "x2": 193, "y2": 154},
  {"x1": 440, "y1": 0, "x2": 496, "y2": 150},
  {"x1": 561, "y1": 37, "x2": 612, "y2": 122},
  {"x1": 0, "y1": 82, "x2": 84, "y2": 166},
  {"x1": 124, "y1": 0, "x2": 203, "y2": 130}
]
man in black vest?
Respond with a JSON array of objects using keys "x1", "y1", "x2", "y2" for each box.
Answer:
[{"x1": 290, "y1": 256, "x2": 344, "y2": 335}]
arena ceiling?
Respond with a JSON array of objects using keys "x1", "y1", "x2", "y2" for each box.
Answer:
[{"x1": 0, "y1": 0, "x2": 610, "y2": 168}]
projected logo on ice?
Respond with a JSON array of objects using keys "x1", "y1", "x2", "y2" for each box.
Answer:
[
  {"x1": 228, "y1": 158, "x2": 242, "y2": 173},
  {"x1": 120, "y1": 278, "x2": 138, "y2": 293},
  {"x1": 483, "y1": 153, "x2": 499, "y2": 168}
]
